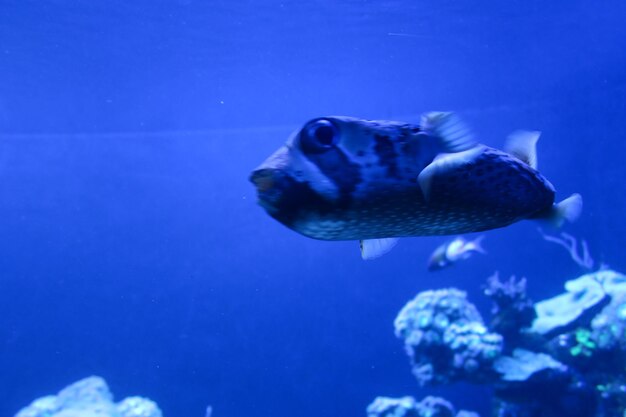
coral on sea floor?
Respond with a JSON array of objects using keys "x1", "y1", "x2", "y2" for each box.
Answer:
[
  {"x1": 14, "y1": 376, "x2": 162, "y2": 417},
  {"x1": 16, "y1": 274, "x2": 626, "y2": 417},
  {"x1": 366, "y1": 395, "x2": 479, "y2": 417},
  {"x1": 530, "y1": 272, "x2": 610, "y2": 338},
  {"x1": 493, "y1": 349, "x2": 566, "y2": 382},
  {"x1": 483, "y1": 273, "x2": 535, "y2": 343},
  {"x1": 394, "y1": 288, "x2": 503, "y2": 385},
  {"x1": 374, "y1": 268, "x2": 626, "y2": 417}
]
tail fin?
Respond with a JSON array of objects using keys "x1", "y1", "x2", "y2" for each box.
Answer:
[
  {"x1": 538, "y1": 193, "x2": 583, "y2": 228},
  {"x1": 469, "y1": 235, "x2": 487, "y2": 254}
]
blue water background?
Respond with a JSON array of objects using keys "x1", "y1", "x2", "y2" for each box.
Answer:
[{"x1": 1, "y1": 1, "x2": 625, "y2": 416}]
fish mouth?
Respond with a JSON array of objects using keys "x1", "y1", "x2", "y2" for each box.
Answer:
[
  {"x1": 249, "y1": 168, "x2": 291, "y2": 213},
  {"x1": 250, "y1": 167, "x2": 337, "y2": 231}
]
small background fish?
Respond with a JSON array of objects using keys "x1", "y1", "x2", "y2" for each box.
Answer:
[{"x1": 428, "y1": 236, "x2": 486, "y2": 271}]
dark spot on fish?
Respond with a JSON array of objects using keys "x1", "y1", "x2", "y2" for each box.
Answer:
[
  {"x1": 356, "y1": 150, "x2": 365, "y2": 157},
  {"x1": 401, "y1": 140, "x2": 422, "y2": 161},
  {"x1": 304, "y1": 147, "x2": 362, "y2": 201},
  {"x1": 398, "y1": 127, "x2": 412, "y2": 143},
  {"x1": 476, "y1": 169, "x2": 484, "y2": 176},
  {"x1": 374, "y1": 134, "x2": 399, "y2": 178}
]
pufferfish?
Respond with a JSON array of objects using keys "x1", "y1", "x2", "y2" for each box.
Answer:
[{"x1": 249, "y1": 112, "x2": 582, "y2": 259}]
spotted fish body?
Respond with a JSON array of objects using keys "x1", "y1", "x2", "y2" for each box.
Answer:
[{"x1": 250, "y1": 112, "x2": 580, "y2": 249}]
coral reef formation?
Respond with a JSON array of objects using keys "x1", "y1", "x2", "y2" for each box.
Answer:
[
  {"x1": 373, "y1": 268, "x2": 626, "y2": 417},
  {"x1": 14, "y1": 376, "x2": 162, "y2": 417},
  {"x1": 394, "y1": 288, "x2": 503, "y2": 385},
  {"x1": 538, "y1": 229, "x2": 595, "y2": 271},
  {"x1": 483, "y1": 273, "x2": 535, "y2": 343},
  {"x1": 531, "y1": 271, "x2": 611, "y2": 337}
]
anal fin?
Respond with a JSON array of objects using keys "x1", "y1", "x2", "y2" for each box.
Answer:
[{"x1": 360, "y1": 238, "x2": 399, "y2": 260}]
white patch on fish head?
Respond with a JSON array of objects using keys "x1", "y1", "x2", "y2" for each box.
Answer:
[
  {"x1": 250, "y1": 131, "x2": 341, "y2": 203},
  {"x1": 251, "y1": 116, "x2": 445, "y2": 227},
  {"x1": 283, "y1": 131, "x2": 341, "y2": 201}
]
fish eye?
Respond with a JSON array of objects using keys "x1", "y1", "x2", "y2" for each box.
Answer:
[{"x1": 299, "y1": 119, "x2": 339, "y2": 153}]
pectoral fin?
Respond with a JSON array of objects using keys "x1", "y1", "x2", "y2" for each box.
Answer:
[
  {"x1": 417, "y1": 146, "x2": 485, "y2": 201},
  {"x1": 360, "y1": 238, "x2": 399, "y2": 260}
]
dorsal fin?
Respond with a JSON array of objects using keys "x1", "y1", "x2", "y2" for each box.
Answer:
[
  {"x1": 420, "y1": 112, "x2": 476, "y2": 153},
  {"x1": 504, "y1": 130, "x2": 540, "y2": 169}
]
